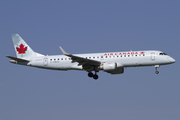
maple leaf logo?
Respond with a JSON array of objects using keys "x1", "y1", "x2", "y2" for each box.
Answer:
[{"x1": 16, "y1": 44, "x2": 28, "y2": 54}]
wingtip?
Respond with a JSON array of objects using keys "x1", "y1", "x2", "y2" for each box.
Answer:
[
  {"x1": 59, "y1": 46, "x2": 69, "y2": 55},
  {"x1": 59, "y1": 46, "x2": 63, "y2": 51},
  {"x1": 11, "y1": 34, "x2": 19, "y2": 36},
  {"x1": 6, "y1": 56, "x2": 10, "y2": 58}
]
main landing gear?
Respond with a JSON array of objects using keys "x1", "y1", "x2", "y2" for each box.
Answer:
[
  {"x1": 88, "y1": 72, "x2": 99, "y2": 80},
  {"x1": 155, "y1": 65, "x2": 160, "y2": 74}
]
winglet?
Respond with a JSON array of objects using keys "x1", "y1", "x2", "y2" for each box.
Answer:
[{"x1": 59, "y1": 46, "x2": 70, "y2": 55}]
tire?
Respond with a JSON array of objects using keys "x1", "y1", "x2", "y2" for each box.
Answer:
[
  {"x1": 155, "y1": 71, "x2": 159, "y2": 74},
  {"x1": 93, "y1": 74, "x2": 98, "y2": 80},
  {"x1": 88, "y1": 72, "x2": 93, "y2": 77}
]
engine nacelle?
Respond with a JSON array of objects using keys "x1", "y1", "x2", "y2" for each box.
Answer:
[
  {"x1": 101, "y1": 62, "x2": 124, "y2": 74},
  {"x1": 103, "y1": 62, "x2": 117, "y2": 71},
  {"x1": 108, "y1": 67, "x2": 124, "y2": 74}
]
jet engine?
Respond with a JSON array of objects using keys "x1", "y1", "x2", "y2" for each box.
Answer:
[
  {"x1": 101, "y1": 62, "x2": 124, "y2": 74},
  {"x1": 103, "y1": 62, "x2": 117, "y2": 71}
]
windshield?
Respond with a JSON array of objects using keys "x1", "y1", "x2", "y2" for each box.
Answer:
[{"x1": 159, "y1": 53, "x2": 168, "y2": 55}]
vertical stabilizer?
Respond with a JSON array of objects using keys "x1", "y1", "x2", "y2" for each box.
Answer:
[{"x1": 12, "y1": 34, "x2": 43, "y2": 58}]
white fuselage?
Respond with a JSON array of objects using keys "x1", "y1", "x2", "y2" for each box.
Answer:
[{"x1": 23, "y1": 50, "x2": 175, "y2": 71}]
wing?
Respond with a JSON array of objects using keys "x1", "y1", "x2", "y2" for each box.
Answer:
[{"x1": 59, "y1": 47, "x2": 101, "y2": 66}]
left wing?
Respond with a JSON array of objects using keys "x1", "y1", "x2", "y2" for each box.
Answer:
[{"x1": 59, "y1": 47, "x2": 101, "y2": 66}]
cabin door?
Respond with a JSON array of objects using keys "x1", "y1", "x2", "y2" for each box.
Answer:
[
  {"x1": 151, "y1": 53, "x2": 155, "y2": 61},
  {"x1": 43, "y1": 58, "x2": 48, "y2": 66}
]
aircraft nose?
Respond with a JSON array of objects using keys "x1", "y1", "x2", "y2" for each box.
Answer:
[{"x1": 169, "y1": 57, "x2": 176, "y2": 63}]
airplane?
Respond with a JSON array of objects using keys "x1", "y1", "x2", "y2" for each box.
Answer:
[{"x1": 6, "y1": 34, "x2": 176, "y2": 80}]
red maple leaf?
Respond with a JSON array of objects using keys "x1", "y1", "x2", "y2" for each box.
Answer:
[{"x1": 16, "y1": 44, "x2": 28, "y2": 54}]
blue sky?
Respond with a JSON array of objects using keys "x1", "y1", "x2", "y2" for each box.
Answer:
[{"x1": 1, "y1": 0, "x2": 180, "y2": 120}]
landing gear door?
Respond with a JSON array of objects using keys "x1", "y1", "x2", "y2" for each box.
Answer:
[
  {"x1": 43, "y1": 58, "x2": 48, "y2": 66},
  {"x1": 151, "y1": 53, "x2": 155, "y2": 61}
]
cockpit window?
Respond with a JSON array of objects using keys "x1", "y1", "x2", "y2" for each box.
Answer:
[{"x1": 159, "y1": 53, "x2": 168, "y2": 55}]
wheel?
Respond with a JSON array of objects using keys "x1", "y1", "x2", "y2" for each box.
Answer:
[
  {"x1": 93, "y1": 74, "x2": 98, "y2": 80},
  {"x1": 155, "y1": 71, "x2": 159, "y2": 74},
  {"x1": 88, "y1": 72, "x2": 93, "y2": 77}
]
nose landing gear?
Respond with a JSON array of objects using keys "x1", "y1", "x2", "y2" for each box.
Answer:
[
  {"x1": 88, "y1": 72, "x2": 99, "y2": 80},
  {"x1": 155, "y1": 65, "x2": 160, "y2": 74},
  {"x1": 155, "y1": 70, "x2": 159, "y2": 74}
]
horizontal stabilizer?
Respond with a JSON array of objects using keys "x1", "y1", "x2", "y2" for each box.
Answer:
[{"x1": 6, "y1": 56, "x2": 29, "y2": 62}]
